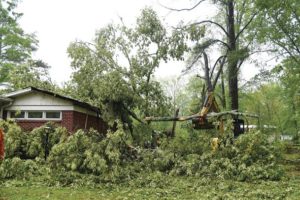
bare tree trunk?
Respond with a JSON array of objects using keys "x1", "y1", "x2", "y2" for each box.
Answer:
[
  {"x1": 227, "y1": 0, "x2": 239, "y2": 111},
  {"x1": 203, "y1": 52, "x2": 212, "y2": 92},
  {"x1": 221, "y1": 67, "x2": 226, "y2": 109}
]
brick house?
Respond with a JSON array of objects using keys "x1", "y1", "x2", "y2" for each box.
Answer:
[{"x1": 0, "y1": 87, "x2": 108, "y2": 133}]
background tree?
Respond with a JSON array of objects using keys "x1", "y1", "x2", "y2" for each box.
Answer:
[
  {"x1": 240, "y1": 65, "x2": 299, "y2": 136},
  {"x1": 240, "y1": 84, "x2": 286, "y2": 133},
  {"x1": 0, "y1": 0, "x2": 37, "y2": 83},
  {"x1": 254, "y1": 0, "x2": 300, "y2": 63},
  {"x1": 251, "y1": 0, "x2": 300, "y2": 134},
  {"x1": 166, "y1": 0, "x2": 259, "y2": 111},
  {"x1": 6, "y1": 60, "x2": 55, "y2": 91},
  {"x1": 272, "y1": 59, "x2": 299, "y2": 134},
  {"x1": 180, "y1": 76, "x2": 205, "y2": 115}
]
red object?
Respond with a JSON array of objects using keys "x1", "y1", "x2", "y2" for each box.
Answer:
[{"x1": 0, "y1": 129, "x2": 4, "y2": 160}]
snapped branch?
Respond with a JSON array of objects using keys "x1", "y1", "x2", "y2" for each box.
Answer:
[
  {"x1": 191, "y1": 20, "x2": 229, "y2": 37},
  {"x1": 159, "y1": 0, "x2": 205, "y2": 12}
]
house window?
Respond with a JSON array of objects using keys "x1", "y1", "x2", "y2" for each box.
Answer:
[
  {"x1": 46, "y1": 111, "x2": 61, "y2": 119},
  {"x1": 8, "y1": 111, "x2": 62, "y2": 120},
  {"x1": 28, "y1": 111, "x2": 43, "y2": 119},
  {"x1": 10, "y1": 111, "x2": 25, "y2": 119}
]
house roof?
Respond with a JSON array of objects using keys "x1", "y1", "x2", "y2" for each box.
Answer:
[{"x1": 3, "y1": 87, "x2": 100, "y2": 113}]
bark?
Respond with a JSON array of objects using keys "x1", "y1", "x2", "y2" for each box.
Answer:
[
  {"x1": 203, "y1": 52, "x2": 213, "y2": 92},
  {"x1": 227, "y1": 0, "x2": 239, "y2": 111},
  {"x1": 212, "y1": 57, "x2": 226, "y2": 90},
  {"x1": 144, "y1": 110, "x2": 258, "y2": 122},
  {"x1": 220, "y1": 67, "x2": 226, "y2": 109}
]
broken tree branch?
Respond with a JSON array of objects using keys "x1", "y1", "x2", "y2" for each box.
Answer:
[
  {"x1": 159, "y1": 0, "x2": 205, "y2": 12},
  {"x1": 203, "y1": 51, "x2": 213, "y2": 92},
  {"x1": 207, "y1": 111, "x2": 259, "y2": 119},
  {"x1": 145, "y1": 110, "x2": 258, "y2": 123},
  {"x1": 212, "y1": 56, "x2": 227, "y2": 91},
  {"x1": 210, "y1": 55, "x2": 226, "y2": 79},
  {"x1": 190, "y1": 21, "x2": 229, "y2": 37}
]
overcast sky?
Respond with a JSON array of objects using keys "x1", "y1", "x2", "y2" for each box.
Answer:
[{"x1": 17, "y1": 0, "x2": 263, "y2": 85}]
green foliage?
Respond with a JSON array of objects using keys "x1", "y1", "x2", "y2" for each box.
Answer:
[
  {"x1": 6, "y1": 60, "x2": 55, "y2": 91},
  {"x1": 0, "y1": 157, "x2": 40, "y2": 179},
  {"x1": 136, "y1": 7, "x2": 166, "y2": 44},
  {"x1": 183, "y1": 76, "x2": 205, "y2": 114},
  {"x1": 26, "y1": 122, "x2": 68, "y2": 159},
  {"x1": 49, "y1": 130, "x2": 96, "y2": 173},
  {"x1": 169, "y1": 130, "x2": 284, "y2": 181},
  {"x1": 292, "y1": 134, "x2": 300, "y2": 145},
  {"x1": 254, "y1": 0, "x2": 300, "y2": 62},
  {"x1": 0, "y1": 120, "x2": 68, "y2": 159},
  {"x1": 67, "y1": 8, "x2": 172, "y2": 128},
  {"x1": 161, "y1": 128, "x2": 211, "y2": 156},
  {"x1": 273, "y1": 59, "x2": 300, "y2": 135},
  {"x1": 48, "y1": 124, "x2": 134, "y2": 182},
  {"x1": 0, "y1": 120, "x2": 26, "y2": 158},
  {"x1": 131, "y1": 121, "x2": 152, "y2": 145},
  {"x1": 0, "y1": 121, "x2": 285, "y2": 185},
  {"x1": 0, "y1": 0, "x2": 38, "y2": 83},
  {"x1": 240, "y1": 80, "x2": 299, "y2": 136}
]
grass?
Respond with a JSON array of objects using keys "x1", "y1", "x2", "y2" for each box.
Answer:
[
  {"x1": 1, "y1": 176, "x2": 300, "y2": 200},
  {"x1": 1, "y1": 145, "x2": 300, "y2": 200}
]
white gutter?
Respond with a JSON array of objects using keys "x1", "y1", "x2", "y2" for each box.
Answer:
[{"x1": 3, "y1": 88, "x2": 32, "y2": 98}]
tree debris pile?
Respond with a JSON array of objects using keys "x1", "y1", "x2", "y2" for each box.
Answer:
[
  {"x1": 167, "y1": 131, "x2": 283, "y2": 181},
  {"x1": 0, "y1": 122, "x2": 284, "y2": 185}
]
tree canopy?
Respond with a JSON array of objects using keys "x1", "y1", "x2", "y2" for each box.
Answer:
[
  {"x1": 0, "y1": 0, "x2": 37, "y2": 83},
  {"x1": 67, "y1": 8, "x2": 172, "y2": 129},
  {"x1": 0, "y1": 0, "x2": 298, "y2": 137}
]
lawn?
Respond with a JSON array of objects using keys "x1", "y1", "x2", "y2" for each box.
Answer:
[
  {"x1": 1, "y1": 146, "x2": 299, "y2": 200},
  {"x1": 1, "y1": 176, "x2": 300, "y2": 200}
]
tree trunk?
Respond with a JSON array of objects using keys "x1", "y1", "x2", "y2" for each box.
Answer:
[
  {"x1": 203, "y1": 52, "x2": 212, "y2": 92},
  {"x1": 227, "y1": 0, "x2": 239, "y2": 111},
  {"x1": 221, "y1": 67, "x2": 226, "y2": 109}
]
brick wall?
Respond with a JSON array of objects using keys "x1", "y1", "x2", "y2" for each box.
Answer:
[
  {"x1": 14, "y1": 111, "x2": 108, "y2": 134},
  {"x1": 61, "y1": 111, "x2": 74, "y2": 132},
  {"x1": 72, "y1": 111, "x2": 108, "y2": 133},
  {"x1": 17, "y1": 120, "x2": 62, "y2": 131}
]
